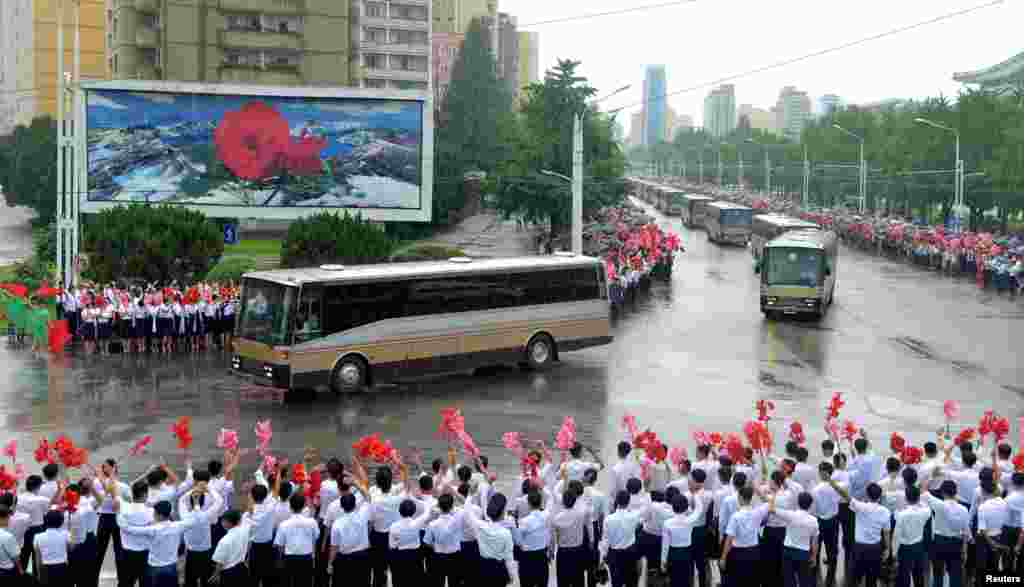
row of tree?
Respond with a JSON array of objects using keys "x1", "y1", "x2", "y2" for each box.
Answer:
[{"x1": 629, "y1": 88, "x2": 1024, "y2": 231}]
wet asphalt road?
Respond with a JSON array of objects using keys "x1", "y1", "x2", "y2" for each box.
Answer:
[
  {"x1": 1, "y1": 197, "x2": 1023, "y2": 493},
  {"x1": 0, "y1": 201, "x2": 34, "y2": 265}
]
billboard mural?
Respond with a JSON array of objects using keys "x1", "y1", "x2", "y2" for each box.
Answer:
[{"x1": 80, "y1": 82, "x2": 432, "y2": 221}]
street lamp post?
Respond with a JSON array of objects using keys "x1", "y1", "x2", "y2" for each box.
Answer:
[
  {"x1": 563, "y1": 84, "x2": 630, "y2": 254},
  {"x1": 698, "y1": 149, "x2": 704, "y2": 185},
  {"x1": 802, "y1": 144, "x2": 810, "y2": 209},
  {"x1": 833, "y1": 124, "x2": 866, "y2": 214},
  {"x1": 717, "y1": 145, "x2": 724, "y2": 186},
  {"x1": 914, "y1": 117, "x2": 963, "y2": 233}
]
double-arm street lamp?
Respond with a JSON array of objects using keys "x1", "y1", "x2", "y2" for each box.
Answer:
[
  {"x1": 543, "y1": 84, "x2": 631, "y2": 254},
  {"x1": 832, "y1": 124, "x2": 866, "y2": 214},
  {"x1": 914, "y1": 117, "x2": 964, "y2": 233}
]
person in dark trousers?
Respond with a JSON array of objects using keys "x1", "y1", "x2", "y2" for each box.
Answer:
[
  {"x1": 688, "y1": 468, "x2": 711, "y2": 587},
  {"x1": 95, "y1": 459, "x2": 130, "y2": 587},
  {"x1": 770, "y1": 491, "x2": 818, "y2": 587},
  {"x1": 423, "y1": 493, "x2": 463, "y2": 587},
  {"x1": 812, "y1": 462, "x2": 840, "y2": 587},
  {"x1": 180, "y1": 471, "x2": 216, "y2": 587},
  {"x1": 514, "y1": 490, "x2": 550, "y2": 587},
  {"x1": 760, "y1": 470, "x2": 791, "y2": 587},
  {"x1": 893, "y1": 485, "x2": 930, "y2": 587},
  {"x1": 34, "y1": 510, "x2": 73, "y2": 586},
  {"x1": 719, "y1": 485, "x2": 769, "y2": 587},
  {"x1": 456, "y1": 482, "x2": 481, "y2": 587},
  {"x1": 368, "y1": 466, "x2": 402, "y2": 587},
  {"x1": 600, "y1": 490, "x2": 647, "y2": 587},
  {"x1": 660, "y1": 492, "x2": 709, "y2": 587},
  {"x1": 211, "y1": 510, "x2": 251, "y2": 587},
  {"x1": 274, "y1": 493, "x2": 320, "y2": 587},
  {"x1": 830, "y1": 452, "x2": 856, "y2": 576},
  {"x1": 829, "y1": 480, "x2": 891, "y2": 587},
  {"x1": 246, "y1": 478, "x2": 280, "y2": 587},
  {"x1": 113, "y1": 480, "x2": 152, "y2": 587},
  {"x1": 17, "y1": 474, "x2": 51, "y2": 578},
  {"x1": 0, "y1": 504, "x2": 25, "y2": 581},
  {"x1": 922, "y1": 478, "x2": 970, "y2": 587},
  {"x1": 388, "y1": 498, "x2": 434, "y2": 587},
  {"x1": 1003, "y1": 472, "x2": 1024, "y2": 575}
]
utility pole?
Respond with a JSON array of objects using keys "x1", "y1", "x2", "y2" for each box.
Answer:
[
  {"x1": 698, "y1": 151, "x2": 704, "y2": 185},
  {"x1": 802, "y1": 144, "x2": 810, "y2": 209},
  {"x1": 56, "y1": 0, "x2": 81, "y2": 288},
  {"x1": 571, "y1": 111, "x2": 583, "y2": 255}
]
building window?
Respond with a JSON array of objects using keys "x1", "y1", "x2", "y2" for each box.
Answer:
[
  {"x1": 364, "y1": 54, "x2": 387, "y2": 70},
  {"x1": 392, "y1": 55, "x2": 427, "y2": 72},
  {"x1": 365, "y1": 28, "x2": 386, "y2": 43},
  {"x1": 391, "y1": 4, "x2": 428, "y2": 21},
  {"x1": 113, "y1": 54, "x2": 118, "y2": 74},
  {"x1": 391, "y1": 29, "x2": 427, "y2": 46},
  {"x1": 263, "y1": 14, "x2": 303, "y2": 34},
  {"x1": 365, "y1": 79, "x2": 386, "y2": 89},
  {"x1": 223, "y1": 48, "x2": 258, "y2": 66},
  {"x1": 225, "y1": 14, "x2": 262, "y2": 31},
  {"x1": 264, "y1": 49, "x2": 301, "y2": 67},
  {"x1": 140, "y1": 14, "x2": 160, "y2": 29},
  {"x1": 140, "y1": 48, "x2": 160, "y2": 68},
  {"x1": 365, "y1": 3, "x2": 385, "y2": 18}
]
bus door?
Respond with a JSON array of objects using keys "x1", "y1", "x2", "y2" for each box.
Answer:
[{"x1": 294, "y1": 285, "x2": 324, "y2": 344}]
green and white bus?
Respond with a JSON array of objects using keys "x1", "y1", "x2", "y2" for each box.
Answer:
[
  {"x1": 231, "y1": 254, "x2": 613, "y2": 394},
  {"x1": 756, "y1": 229, "x2": 838, "y2": 319},
  {"x1": 680, "y1": 194, "x2": 715, "y2": 229},
  {"x1": 750, "y1": 214, "x2": 820, "y2": 262},
  {"x1": 704, "y1": 202, "x2": 753, "y2": 246}
]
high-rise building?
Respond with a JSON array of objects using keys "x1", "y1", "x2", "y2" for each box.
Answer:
[
  {"x1": 479, "y1": 12, "x2": 516, "y2": 96},
  {"x1": 432, "y1": 0, "x2": 496, "y2": 35},
  {"x1": 663, "y1": 106, "x2": 692, "y2": 142},
  {"x1": 775, "y1": 86, "x2": 811, "y2": 142},
  {"x1": 105, "y1": 0, "x2": 362, "y2": 87},
  {"x1": 432, "y1": 32, "x2": 463, "y2": 105},
  {"x1": 353, "y1": 0, "x2": 431, "y2": 90},
  {"x1": 702, "y1": 84, "x2": 736, "y2": 138},
  {"x1": 738, "y1": 103, "x2": 776, "y2": 135},
  {"x1": 641, "y1": 65, "x2": 666, "y2": 146},
  {"x1": 816, "y1": 94, "x2": 842, "y2": 117},
  {"x1": 629, "y1": 110, "x2": 643, "y2": 147},
  {"x1": 0, "y1": 0, "x2": 108, "y2": 135},
  {"x1": 516, "y1": 30, "x2": 538, "y2": 104}
]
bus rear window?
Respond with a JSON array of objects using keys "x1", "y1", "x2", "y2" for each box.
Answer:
[
  {"x1": 237, "y1": 279, "x2": 296, "y2": 346},
  {"x1": 721, "y1": 209, "x2": 752, "y2": 225}
]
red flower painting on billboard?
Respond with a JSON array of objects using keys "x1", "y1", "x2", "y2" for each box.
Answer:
[{"x1": 213, "y1": 101, "x2": 327, "y2": 181}]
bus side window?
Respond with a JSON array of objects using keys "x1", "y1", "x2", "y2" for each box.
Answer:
[
  {"x1": 484, "y1": 273, "x2": 518, "y2": 309},
  {"x1": 509, "y1": 272, "x2": 545, "y2": 306},
  {"x1": 569, "y1": 268, "x2": 599, "y2": 300}
]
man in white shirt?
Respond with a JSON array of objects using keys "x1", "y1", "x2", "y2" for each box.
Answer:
[
  {"x1": 720, "y1": 485, "x2": 771, "y2": 587},
  {"x1": 659, "y1": 492, "x2": 709, "y2": 584},
  {"x1": 813, "y1": 462, "x2": 842, "y2": 587},
  {"x1": 582, "y1": 468, "x2": 608, "y2": 576},
  {"x1": 245, "y1": 476, "x2": 280, "y2": 587},
  {"x1": 94, "y1": 458, "x2": 130, "y2": 585},
  {"x1": 923, "y1": 478, "x2": 970, "y2": 587},
  {"x1": 830, "y1": 480, "x2": 892, "y2": 587},
  {"x1": 1003, "y1": 472, "x2": 1024, "y2": 576},
  {"x1": 769, "y1": 489, "x2": 819, "y2": 587},
  {"x1": 610, "y1": 441, "x2": 641, "y2": 497},
  {"x1": 179, "y1": 471, "x2": 221, "y2": 587},
  {"x1": 975, "y1": 478, "x2": 1009, "y2": 584},
  {"x1": 716, "y1": 471, "x2": 746, "y2": 587},
  {"x1": 762, "y1": 470, "x2": 796, "y2": 587},
  {"x1": 34, "y1": 510, "x2": 73, "y2": 585},
  {"x1": 0, "y1": 494, "x2": 30, "y2": 567},
  {"x1": 16, "y1": 474, "x2": 52, "y2": 574},
  {"x1": 207, "y1": 457, "x2": 237, "y2": 550},
  {"x1": 328, "y1": 487, "x2": 372, "y2": 587},
  {"x1": 792, "y1": 448, "x2": 818, "y2": 496},
  {"x1": 424, "y1": 493, "x2": 463, "y2": 587},
  {"x1": 560, "y1": 442, "x2": 604, "y2": 483},
  {"x1": 40, "y1": 464, "x2": 60, "y2": 500},
  {"x1": 893, "y1": 486, "x2": 930, "y2": 587},
  {"x1": 464, "y1": 493, "x2": 516, "y2": 585},
  {"x1": 67, "y1": 480, "x2": 100, "y2": 586},
  {"x1": 512, "y1": 490, "x2": 550, "y2": 587},
  {"x1": 274, "y1": 494, "x2": 321, "y2": 587},
  {"x1": 850, "y1": 438, "x2": 883, "y2": 501},
  {"x1": 211, "y1": 510, "x2": 251, "y2": 587},
  {"x1": 0, "y1": 505, "x2": 25, "y2": 580},
  {"x1": 368, "y1": 467, "x2": 402, "y2": 587},
  {"x1": 454, "y1": 483, "x2": 482, "y2": 585},
  {"x1": 112, "y1": 480, "x2": 153, "y2": 587},
  {"x1": 120, "y1": 492, "x2": 223, "y2": 587},
  {"x1": 639, "y1": 489, "x2": 672, "y2": 581}
]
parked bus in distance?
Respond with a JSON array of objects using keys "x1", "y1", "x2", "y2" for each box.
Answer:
[
  {"x1": 664, "y1": 188, "x2": 687, "y2": 216},
  {"x1": 231, "y1": 254, "x2": 613, "y2": 394},
  {"x1": 679, "y1": 194, "x2": 714, "y2": 228},
  {"x1": 756, "y1": 229, "x2": 838, "y2": 319},
  {"x1": 750, "y1": 214, "x2": 820, "y2": 262},
  {"x1": 704, "y1": 202, "x2": 753, "y2": 245}
]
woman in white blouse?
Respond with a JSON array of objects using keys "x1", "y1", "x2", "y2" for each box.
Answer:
[{"x1": 465, "y1": 493, "x2": 515, "y2": 586}]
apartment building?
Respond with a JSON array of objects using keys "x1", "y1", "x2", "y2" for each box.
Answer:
[
  {"x1": 702, "y1": 84, "x2": 735, "y2": 139},
  {"x1": 774, "y1": 86, "x2": 811, "y2": 142},
  {"x1": 106, "y1": 0, "x2": 351, "y2": 87},
  {"x1": 432, "y1": 31, "x2": 462, "y2": 104},
  {"x1": 1, "y1": 0, "x2": 108, "y2": 135},
  {"x1": 353, "y1": 0, "x2": 431, "y2": 91}
]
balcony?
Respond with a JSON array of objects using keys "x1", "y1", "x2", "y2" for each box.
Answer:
[
  {"x1": 218, "y1": 0, "x2": 305, "y2": 15},
  {"x1": 134, "y1": 0, "x2": 159, "y2": 13},
  {"x1": 360, "y1": 16, "x2": 428, "y2": 31},
  {"x1": 134, "y1": 63, "x2": 161, "y2": 80},
  {"x1": 362, "y1": 66, "x2": 428, "y2": 82},
  {"x1": 219, "y1": 29, "x2": 302, "y2": 51},
  {"x1": 136, "y1": 26, "x2": 159, "y2": 47},
  {"x1": 359, "y1": 40, "x2": 428, "y2": 56}
]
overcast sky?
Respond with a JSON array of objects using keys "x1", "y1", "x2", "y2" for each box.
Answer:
[{"x1": 503, "y1": 0, "x2": 1021, "y2": 134}]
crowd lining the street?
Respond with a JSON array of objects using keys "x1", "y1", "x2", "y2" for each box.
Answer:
[{"x1": 1, "y1": 399, "x2": 1022, "y2": 587}]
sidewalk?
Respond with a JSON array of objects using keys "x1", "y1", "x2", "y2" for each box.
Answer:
[{"x1": 419, "y1": 210, "x2": 540, "y2": 258}]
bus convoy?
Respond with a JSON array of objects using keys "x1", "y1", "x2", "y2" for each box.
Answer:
[
  {"x1": 231, "y1": 180, "x2": 837, "y2": 393},
  {"x1": 232, "y1": 254, "x2": 613, "y2": 393}
]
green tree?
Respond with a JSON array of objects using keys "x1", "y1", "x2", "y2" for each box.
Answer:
[
  {"x1": 0, "y1": 116, "x2": 58, "y2": 225},
  {"x1": 83, "y1": 205, "x2": 223, "y2": 283},
  {"x1": 281, "y1": 211, "x2": 394, "y2": 268}
]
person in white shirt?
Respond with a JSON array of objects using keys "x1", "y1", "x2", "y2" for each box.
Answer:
[
  {"x1": 719, "y1": 485, "x2": 771, "y2": 587},
  {"x1": 34, "y1": 510, "x2": 73, "y2": 586},
  {"x1": 455, "y1": 483, "x2": 483, "y2": 584},
  {"x1": 974, "y1": 478, "x2": 1009, "y2": 585},
  {"x1": 327, "y1": 484, "x2": 373, "y2": 587},
  {"x1": 770, "y1": 489, "x2": 819, "y2": 587},
  {"x1": 94, "y1": 458, "x2": 131, "y2": 584},
  {"x1": 892, "y1": 485, "x2": 930, "y2": 587},
  {"x1": 0, "y1": 493, "x2": 30, "y2": 568},
  {"x1": 639, "y1": 489, "x2": 672, "y2": 580},
  {"x1": 120, "y1": 491, "x2": 223, "y2": 587},
  {"x1": 367, "y1": 466, "x2": 403, "y2": 587},
  {"x1": 512, "y1": 490, "x2": 550, "y2": 587},
  {"x1": 716, "y1": 471, "x2": 746, "y2": 587},
  {"x1": 560, "y1": 442, "x2": 604, "y2": 483},
  {"x1": 274, "y1": 493, "x2": 320, "y2": 587},
  {"x1": 659, "y1": 491, "x2": 709, "y2": 586},
  {"x1": 40, "y1": 464, "x2": 60, "y2": 500},
  {"x1": 388, "y1": 498, "x2": 435, "y2": 587},
  {"x1": 17, "y1": 474, "x2": 53, "y2": 575},
  {"x1": 830, "y1": 452, "x2": 857, "y2": 574},
  {"x1": 610, "y1": 441, "x2": 642, "y2": 497},
  {"x1": 792, "y1": 448, "x2": 817, "y2": 507},
  {"x1": 850, "y1": 438, "x2": 883, "y2": 501},
  {"x1": 1004, "y1": 472, "x2": 1024, "y2": 576},
  {"x1": 552, "y1": 484, "x2": 591, "y2": 587},
  {"x1": 206, "y1": 456, "x2": 237, "y2": 550},
  {"x1": 692, "y1": 445, "x2": 721, "y2": 493},
  {"x1": 830, "y1": 480, "x2": 892, "y2": 587},
  {"x1": 66, "y1": 479, "x2": 101, "y2": 587},
  {"x1": 462, "y1": 493, "x2": 515, "y2": 587},
  {"x1": 424, "y1": 493, "x2": 463, "y2": 587},
  {"x1": 0, "y1": 505, "x2": 25, "y2": 580},
  {"x1": 211, "y1": 510, "x2": 251, "y2": 587},
  {"x1": 179, "y1": 470, "x2": 222, "y2": 587},
  {"x1": 599, "y1": 490, "x2": 649, "y2": 587},
  {"x1": 111, "y1": 480, "x2": 154, "y2": 587},
  {"x1": 762, "y1": 470, "x2": 796, "y2": 587},
  {"x1": 625, "y1": 478, "x2": 652, "y2": 513},
  {"x1": 582, "y1": 468, "x2": 608, "y2": 576},
  {"x1": 923, "y1": 478, "x2": 970, "y2": 587},
  {"x1": 245, "y1": 471, "x2": 281, "y2": 587},
  {"x1": 812, "y1": 462, "x2": 842, "y2": 587}
]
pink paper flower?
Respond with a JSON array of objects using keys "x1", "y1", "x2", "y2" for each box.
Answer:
[
  {"x1": 13, "y1": 464, "x2": 25, "y2": 481},
  {"x1": 692, "y1": 431, "x2": 710, "y2": 446},
  {"x1": 457, "y1": 430, "x2": 480, "y2": 459},
  {"x1": 128, "y1": 435, "x2": 152, "y2": 457},
  {"x1": 943, "y1": 400, "x2": 960, "y2": 421},
  {"x1": 261, "y1": 454, "x2": 278, "y2": 474},
  {"x1": 2, "y1": 440, "x2": 15, "y2": 460},
  {"x1": 668, "y1": 446, "x2": 688, "y2": 468},
  {"x1": 639, "y1": 459, "x2": 651, "y2": 481},
  {"x1": 502, "y1": 432, "x2": 523, "y2": 455},
  {"x1": 255, "y1": 420, "x2": 272, "y2": 455},
  {"x1": 621, "y1": 414, "x2": 638, "y2": 441},
  {"x1": 216, "y1": 429, "x2": 239, "y2": 452},
  {"x1": 555, "y1": 417, "x2": 577, "y2": 451}
]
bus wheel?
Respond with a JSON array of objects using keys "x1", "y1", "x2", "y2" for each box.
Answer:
[
  {"x1": 331, "y1": 355, "x2": 367, "y2": 394},
  {"x1": 524, "y1": 334, "x2": 555, "y2": 370}
]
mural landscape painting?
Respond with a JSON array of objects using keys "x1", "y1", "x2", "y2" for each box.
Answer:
[{"x1": 85, "y1": 89, "x2": 424, "y2": 209}]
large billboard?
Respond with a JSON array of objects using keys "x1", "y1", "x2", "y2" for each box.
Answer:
[{"x1": 79, "y1": 81, "x2": 433, "y2": 222}]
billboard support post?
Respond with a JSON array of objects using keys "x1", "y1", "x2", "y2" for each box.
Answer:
[{"x1": 56, "y1": 0, "x2": 81, "y2": 288}]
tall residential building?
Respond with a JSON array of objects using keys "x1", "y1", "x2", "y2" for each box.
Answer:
[
  {"x1": 815, "y1": 94, "x2": 842, "y2": 117},
  {"x1": 953, "y1": 51, "x2": 1024, "y2": 92},
  {"x1": 738, "y1": 103, "x2": 776, "y2": 135},
  {"x1": 628, "y1": 110, "x2": 643, "y2": 146},
  {"x1": 774, "y1": 86, "x2": 811, "y2": 142},
  {"x1": 432, "y1": 0, "x2": 495, "y2": 34},
  {"x1": 354, "y1": 0, "x2": 431, "y2": 90},
  {"x1": 663, "y1": 106, "x2": 692, "y2": 142},
  {"x1": 1, "y1": 0, "x2": 108, "y2": 135},
  {"x1": 480, "y1": 12, "x2": 516, "y2": 95},
  {"x1": 702, "y1": 84, "x2": 736, "y2": 138},
  {"x1": 106, "y1": 0, "x2": 359, "y2": 87},
  {"x1": 516, "y1": 30, "x2": 538, "y2": 104},
  {"x1": 432, "y1": 31, "x2": 462, "y2": 105},
  {"x1": 641, "y1": 65, "x2": 666, "y2": 146}
]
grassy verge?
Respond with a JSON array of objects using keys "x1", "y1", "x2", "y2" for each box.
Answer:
[{"x1": 224, "y1": 239, "x2": 282, "y2": 257}]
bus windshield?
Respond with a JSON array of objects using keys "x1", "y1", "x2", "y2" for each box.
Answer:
[
  {"x1": 721, "y1": 209, "x2": 752, "y2": 225},
  {"x1": 237, "y1": 279, "x2": 296, "y2": 346},
  {"x1": 765, "y1": 248, "x2": 823, "y2": 287}
]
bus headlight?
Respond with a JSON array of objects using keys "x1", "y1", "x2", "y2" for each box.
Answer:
[
  {"x1": 231, "y1": 356, "x2": 240, "y2": 370},
  {"x1": 766, "y1": 297, "x2": 777, "y2": 304}
]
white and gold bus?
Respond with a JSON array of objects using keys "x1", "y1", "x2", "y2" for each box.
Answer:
[
  {"x1": 756, "y1": 229, "x2": 838, "y2": 319},
  {"x1": 750, "y1": 214, "x2": 820, "y2": 262},
  {"x1": 231, "y1": 254, "x2": 613, "y2": 393},
  {"x1": 680, "y1": 194, "x2": 714, "y2": 229}
]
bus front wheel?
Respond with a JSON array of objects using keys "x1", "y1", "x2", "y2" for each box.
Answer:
[
  {"x1": 331, "y1": 355, "x2": 367, "y2": 394},
  {"x1": 524, "y1": 334, "x2": 556, "y2": 370}
]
